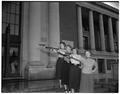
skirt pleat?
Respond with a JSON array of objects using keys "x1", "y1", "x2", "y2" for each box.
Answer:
[
  {"x1": 80, "y1": 74, "x2": 94, "y2": 93},
  {"x1": 61, "y1": 61, "x2": 70, "y2": 85},
  {"x1": 69, "y1": 64, "x2": 81, "y2": 90},
  {"x1": 55, "y1": 58, "x2": 64, "y2": 79}
]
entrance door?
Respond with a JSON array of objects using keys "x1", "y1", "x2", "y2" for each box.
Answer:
[{"x1": 2, "y1": 2, "x2": 21, "y2": 78}]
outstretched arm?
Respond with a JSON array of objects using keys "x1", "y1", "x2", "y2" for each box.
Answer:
[{"x1": 39, "y1": 44, "x2": 59, "y2": 53}]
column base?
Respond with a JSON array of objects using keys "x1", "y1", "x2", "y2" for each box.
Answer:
[{"x1": 24, "y1": 61, "x2": 55, "y2": 80}]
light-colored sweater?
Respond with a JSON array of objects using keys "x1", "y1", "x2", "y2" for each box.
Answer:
[
  {"x1": 70, "y1": 54, "x2": 82, "y2": 65},
  {"x1": 81, "y1": 57, "x2": 97, "y2": 74},
  {"x1": 57, "y1": 49, "x2": 66, "y2": 58}
]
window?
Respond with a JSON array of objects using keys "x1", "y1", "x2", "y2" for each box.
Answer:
[
  {"x1": 83, "y1": 36, "x2": 89, "y2": 50},
  {"x1": 81, "y1": 7, "x2": 90, "y2": 50},
  {"x1": 112, "y1": 18, "x2": 118, "y2": 53},
  {"x1": 81, "y1": 7, "x2": 89, "y2": 31},
  {"x1": 107, "y1": 59, "x2": 116, "y2": 70},
  {"x1": 2, "y1": 1, "x2": 20, "y2": 35},
  {"x1": 114, "y1": 42, "x2": 118, "y2": 52},
  {"x1": 2, "y1": 1, "x2": 21, "y2": 77},
  {"x1": 107, "y1": 60, "x2": 112, "y2": 70},
  {"x1": 103, "y1": 15, "x2": 111, "y2": 52},
  {"x1": 98, "y1": 59, "x2": 105, "y2": 73},
  {"x1": 93, "y1": 11, "x2": 101, "y2": 51}
]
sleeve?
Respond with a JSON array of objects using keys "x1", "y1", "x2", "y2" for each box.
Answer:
[
  {"x1": 58, "y1": 49, "x2": 65, "y2": 55},
  {"x1": 52, "y1": 49, "x2": 57, "y2": 53},
  {"x1": 79, "y1": 63, "x2": 84, "y2": 69},
  {"x1": 92, "y1": 60, "x2": 97, "y2": 73},
  {"x1": 79, "y1": 56, "x2": 86, "y2": 64},
  {"x1": 70, "y1": 54, "x2": 74, "y2": 64}
]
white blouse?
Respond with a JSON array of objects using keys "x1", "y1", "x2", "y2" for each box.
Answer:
[
  {"x1": 82, "y1": 58, "x2": 97, "y2": 74},
  {"x1": 70, "y1": 54, "x2": 83, "y2": 65},
  {"x1": 57, "y1": 49, "x2": 66, "y2": 58}
]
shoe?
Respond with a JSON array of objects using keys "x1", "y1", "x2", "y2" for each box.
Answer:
[
  {"x1": 59, "y1": 84, "x2": 63, "y2": 88},
  {"x1": 65, "y1": 90, "x2": 68, "y2": 93}
]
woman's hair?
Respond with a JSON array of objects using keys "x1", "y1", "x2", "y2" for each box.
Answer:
[
  {"x1": 60, "y1": 42, "x2": 66, "y2": 47},
  {"x1": 72, "y1": 48, "x2": 79, "y2": 54},
  {"x1": 84, "y1": 50, "x2": 91, "y2": 54},
  {"x1": 84, "y1": 50, "x2": 91, "y2": 57},
  {"x1": 66, "y1": 45, "x2": 72, "y2": 49}
]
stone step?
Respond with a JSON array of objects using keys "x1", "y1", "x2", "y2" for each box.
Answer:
[
  {"x1": 2, "y1": 79, "x2": 59, "y2": 93},
  {"x1": 2, "y1": 79, "x2": 118, "y2": 93},
  {"x1": 23, "y1": 80, "x2": 59, "y2": 92}
]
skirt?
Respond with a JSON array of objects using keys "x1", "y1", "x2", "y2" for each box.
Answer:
[
  {"x1": 69, "y1": 64, "x2": 81, "y2": 90},
  {"x1": 61, "y1": 61, "x2": 71, "y2": 85},
  {"x1": 79, "y1": 73, "x2": 94, "y2": 93},
  {"x1": 55, "y1": 57, "x2": 64, "y2": 79}
]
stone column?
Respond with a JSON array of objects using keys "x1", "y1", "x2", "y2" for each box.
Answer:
[
  {"x1": 108, "y1": 17, "x2": 114, "y2": 52},
  {"x1": 21, "y1": 2, "x2": 29, "y2": 77},
  {"x1": 89, "y1": 10, "x2": 95, "y2": 50},
  {"x1": 26, "y1": 2, "x2": 54, "y2": 80},
  {"x1": 78, "y1": 7, "x2": 83, "y2": 50},
  {"x1": 48, "y1": 2, "x2": 60, "y2": 47},
  {"x1": 48, "y1": 2, "x2": 60, "y2": 65},
  {"x1": 99, "y1": 14, "x2": 105, "y2": 51},
  {"x1": 116, "y1": 20, "x2": 119, "y2": 41},
  {"x1": 28, "y1": 2, "x2": 41, "y2": 62},
  {"x1": 116, "y1": 20, "x2": 119, "y2": 51}
]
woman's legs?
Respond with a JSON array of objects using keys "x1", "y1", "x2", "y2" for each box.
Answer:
[
  {"x1": 71, "y1": 88, "x2": 75, "y2": 93},
  {"x1": 80, "y1": 74, "x2": 94, "y2": 93},
  {"x1": 61, "y1": 61, "x2": 69, "y2": 91},
  {"x1": 56, "y1": 58, "x2": 64, "y2": 88},
  {"x1": 59, "y1": 79, "x2": 63, "y2": 88},
  {"x1": 69, "y1": 65, "x2": 81, "y2": 93},
  {"x1": 89, "y1": 75, "x2": 94, "y2": 93}
]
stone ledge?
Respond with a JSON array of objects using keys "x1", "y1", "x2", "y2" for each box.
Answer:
[
  {"x1": 2, "y1": 79, "x2": 59, "y2": 93},
  {"x1": 23, "y1": 80, "x2": 59, "y2": 92},
  {"x1": 25, "y1": 65, "x2": 56, "y2": 80}
]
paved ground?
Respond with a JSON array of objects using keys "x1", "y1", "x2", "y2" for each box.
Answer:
[{"x1": 2, "y1": 79, "x2": 118, "y2": 93}]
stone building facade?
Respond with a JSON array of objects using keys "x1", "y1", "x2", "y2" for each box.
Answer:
[{"x1": 2, "y1": 2, "x2": 119, "y2": 81}]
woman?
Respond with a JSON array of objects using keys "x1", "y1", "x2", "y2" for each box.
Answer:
[
  {"x1": 69, "y1": 48, "x2": 83, "y2": 93},
  {"x1": 40, "y1": 42, "x2": 66, "y2": 88},
  {"x1": 61, "y1": 45, "x2": 72, "y2": 92},
  {"x1": 55, "y1": 42, "x2": 66, "y2": 88},
  {"x1": 80, "y1": 51, "x2": 97, "y2": 93}
]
